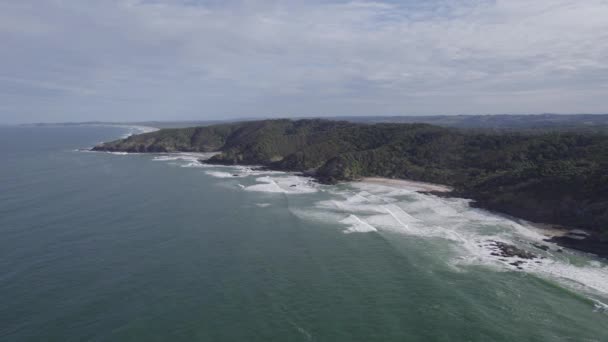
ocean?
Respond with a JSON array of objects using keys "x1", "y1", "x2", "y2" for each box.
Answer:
[{"x1": 1, "y1": 125, "x2": 607, "y2": 341}]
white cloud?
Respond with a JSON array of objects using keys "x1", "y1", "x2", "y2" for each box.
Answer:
[{"x1": 1, "y1": 0, "x2": 607, "y2": 123}]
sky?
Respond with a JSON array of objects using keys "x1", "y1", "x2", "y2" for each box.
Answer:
[{"x1": 1, "y1": 0, "x2": 607, "y2": 124}]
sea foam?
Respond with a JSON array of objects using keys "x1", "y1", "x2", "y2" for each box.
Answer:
[
  {"x1": 107, "y1": 148, "x2": 608, "y2": 301},
  {"x1": 340, "y1": 214, "x2": 377, "y2": 233},
  {"x1": 244, "y1": 176, "x2": 317, "y2": 194},
  {"x1": 287, "y1": 181, "x2": 608, "y2": 300},
  {"x1": 205, "y1": 171, "x2": 243, "y2": 178}
]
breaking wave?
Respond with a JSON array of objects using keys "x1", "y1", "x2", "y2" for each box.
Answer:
[{"x1": 302, "y1": 181, "x2": 608, "y2": 301}]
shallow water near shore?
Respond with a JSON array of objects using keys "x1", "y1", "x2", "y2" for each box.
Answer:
[{"x1": 1, "y1": 125, "x2": 607, "y2": 341}]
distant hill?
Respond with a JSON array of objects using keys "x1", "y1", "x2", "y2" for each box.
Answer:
[
  {"x1": 326, "y1": 114, "x2": 608, "y2": 133},
  {"x1": 93, "y1": 119, "x2": 608, "y2": 252},
  {"x1": 23, "y1": 113, "x2": 608, "y2": 132}
]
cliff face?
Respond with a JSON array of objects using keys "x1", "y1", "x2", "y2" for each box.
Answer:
[{"x1": 93, "y1": 119, "x2": 608, "y2": 241}]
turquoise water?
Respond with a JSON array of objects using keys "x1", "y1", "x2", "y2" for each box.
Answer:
[{"x1": 1, "y1": 125, "x2": 607, "y2": 341}]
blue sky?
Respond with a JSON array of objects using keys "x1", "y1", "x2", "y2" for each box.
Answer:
[{"x1": 1, "y1": 0, "x2": 607, "y2": 123}]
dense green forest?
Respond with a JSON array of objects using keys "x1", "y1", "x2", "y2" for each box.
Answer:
[{"x1": 94, "y1": 119, "x2": 608, "y2": 241}]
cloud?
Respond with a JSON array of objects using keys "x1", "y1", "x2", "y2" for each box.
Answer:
[{"x1": 1, "y1": 0, "x2": 607, "y2": 123}]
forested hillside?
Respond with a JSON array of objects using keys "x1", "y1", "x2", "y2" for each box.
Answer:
[
  {"x1": 94, "y1": 119, "x2": 608, "y2": 242},
  {"x1": 338, "y1": 113, "x2": 608, "y2": 133}
]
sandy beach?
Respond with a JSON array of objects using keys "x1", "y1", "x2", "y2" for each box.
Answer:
[{"x1": 359, "y1": 177, "x2": 453, "y2": 193}]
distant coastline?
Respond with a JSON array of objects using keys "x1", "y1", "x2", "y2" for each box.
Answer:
[
  {"x1": 16, "y1": 113, "x2": 608, "y2": 133},
  {"x1": 20, "y1": 122, "x2": 159, "y2": 134}
]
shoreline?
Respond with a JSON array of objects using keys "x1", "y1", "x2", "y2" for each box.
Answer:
[
  {"x1": 122, "y1": 125, "x2": 159, "y2": 134},
  {"x1": 113, "y1": 124, "x2": 159, "y2": 136},
  {"x1": 92, "y1": 146, "x2": 606, "y2": 259},
  {"x1": 20, "y1": 122, "x2": 160, "y2": 134}
]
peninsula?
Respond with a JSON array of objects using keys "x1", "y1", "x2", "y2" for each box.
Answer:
[{"x1": 93, "y1": 119, "x2": 608, "y2": 256}]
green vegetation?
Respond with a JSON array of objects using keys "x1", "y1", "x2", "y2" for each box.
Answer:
[
  {"x1": 340, "y1": 113, "x2": 608, "y2": 133},
  {"x1": 94, "y1": 119, "x2": 608, "y2": 239}
]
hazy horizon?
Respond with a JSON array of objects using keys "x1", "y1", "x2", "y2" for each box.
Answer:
[
  {"x1": 10, "y1": 112, "x2": 608, "y2": 126},
  {"x1": 2, "y1": 0, "x2": 607, "y2": 124}
]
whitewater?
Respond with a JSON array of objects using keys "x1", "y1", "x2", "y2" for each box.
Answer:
[{"x1": 147, "y1": 151, "x2": 608, "y2": 304}]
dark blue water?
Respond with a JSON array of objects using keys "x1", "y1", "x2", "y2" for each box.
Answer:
[{"x1": 1, "y1": 126, "x2": 607, "y2": 341}]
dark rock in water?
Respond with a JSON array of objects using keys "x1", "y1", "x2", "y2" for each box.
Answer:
[
  {"x1": 290, "y1": 184, "x2": 297, "y2": 187},
  {"x1": 488, "y1": 240, "x2": 537, "y2": 259},
  {"x1": 232, "y1": 174, "x2": 240, "y2": 177},
  {"x1": 510, "y1": 261, "x2": 525, "y2": 267},
  {"x1": 531, "y1": 243, "x2": 550, "y2": 251}
]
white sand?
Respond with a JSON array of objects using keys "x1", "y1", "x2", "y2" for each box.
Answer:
[{"x1": 359, "y1": 177, "x2": 453, "y2": 193}]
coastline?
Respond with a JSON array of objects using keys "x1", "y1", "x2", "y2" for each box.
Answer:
[
  {"x1": 91, "y1": 142, "x2": 607, "y2": 259},
  {"x1": 20, "y1": 122, "x2": 160, "y2": 134},
  {"x1": 113, "y1": 124, "x2": 159, "y2": 136},
  {"x1": 173, "y1": 157, "x2": 594, "y2": 251},
  {"x1": 122, "y1": 125, "x2": 159, "y2": 134}
]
